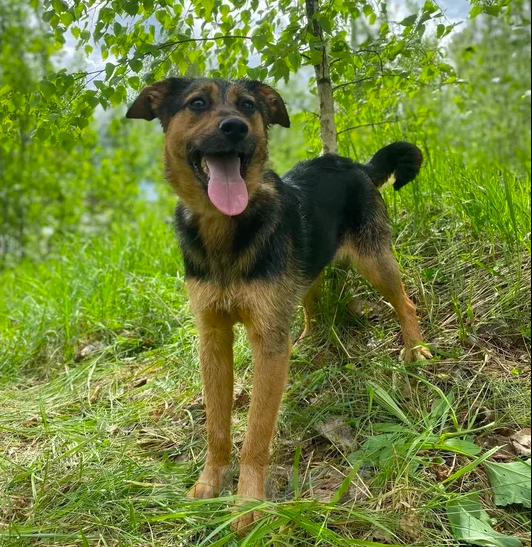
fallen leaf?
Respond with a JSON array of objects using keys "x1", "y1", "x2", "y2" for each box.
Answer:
[
  {"x1": 347, "y1": 298, "x2": 386, "y2": 320},
  {"x1": 399, "y1": 513, "x2": 423, "y2": 541},
  {"x1": 312, "y1": 468, "x2": 369, "y2": 503},
  {"x1": 510, "y1": 429, "x2": 531, "y2": 458},
  {"x1": 233, "y1": 388, "x2": 250, "y2": 409},
  {"x1": 74, "y1": 341, "x2": 105, "y2": 362},
  {"x1": 483, "y1": 434, "x2": 516, "y2": 462},
  {"x1": 315, "y1": 418, "x2": 356, "y2": 451},
  {"x1": 185, "y1": 403, "x2": 205, "y2": 413},
  {"x1": 485, "y1": 460, "x2": 531, "y2": 509},
  {"x1": 89, "y1": 385, "x2": 101, "y2": 403}
]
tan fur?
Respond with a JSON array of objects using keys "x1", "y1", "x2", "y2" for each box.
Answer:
[
  {"x1": 300, "y1": 275, "x2": 323, "y2": 340},
  {"x1": 187, "y1": 278, "x2": 297, "y2": 533},
  {"x1": 187, "y1": 310, "x2": 234, "y2": 499},
  {"x1": 341, "y1": 243, "x2": 433, "y2": 362},
  {"x1": 164, "y1": 83, "x2": 270, "y2": 217}
]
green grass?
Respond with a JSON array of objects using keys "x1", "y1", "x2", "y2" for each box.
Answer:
[{"x1": 0, "y1": 146, "x2": 530, "y2": 546}]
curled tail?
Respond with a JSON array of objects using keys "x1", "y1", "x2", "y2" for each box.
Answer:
[{"x1": 366, "y1": 142, "x2": 424, "y2": 191}]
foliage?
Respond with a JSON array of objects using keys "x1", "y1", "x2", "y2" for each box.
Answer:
[
  {"x1": 6, "y1": 0, "x2": 464, "y2": 144},
  {"x1": 447, "y1": 493, "x2": 523, "y2": 547},
  {"x1": 407, "y1": 0, "x2": 531, "y2": 169},
  {"x1": 485, "y1": 460, "x2": 532, "y2": 509},
  {"x1": 0, "y1": 0, "x2": 166, "y2": 266}
]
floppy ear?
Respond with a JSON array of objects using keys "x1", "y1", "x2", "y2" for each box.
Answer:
[
  {"x1": 126, "y1": 77, "x2": 193, "y2": 121},
  {"x1": 243, "y1": 81, "x2": 290, "y2": 128}
]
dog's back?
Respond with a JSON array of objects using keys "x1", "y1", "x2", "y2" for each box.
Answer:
[{"x1": 281, "y1": 142, "x2": 424, "y2": 275}]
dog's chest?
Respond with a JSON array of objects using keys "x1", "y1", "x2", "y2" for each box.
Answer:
[{"x1": 185, "y1": 278, "x2": 300, "y2": 324}]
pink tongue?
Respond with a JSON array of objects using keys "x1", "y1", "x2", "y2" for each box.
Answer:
[{"x1": 206, "y1": 154, "x2": 249, "y2": 216}]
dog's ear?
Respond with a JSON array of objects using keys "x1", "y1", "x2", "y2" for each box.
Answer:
[
  {"x1": 243, "y1": 81, "x2": 290, "y2": 128},
  {"x1": 126, "y1": 78, "x2": 193, "y2": 121}
]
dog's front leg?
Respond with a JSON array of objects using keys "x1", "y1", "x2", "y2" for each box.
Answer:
[
  {"x1": 232, "y1": 317, "x2": 291, "y2": 535},
  {"x1": 188, "y1": 311, "x2": 234, "y2": 500}
]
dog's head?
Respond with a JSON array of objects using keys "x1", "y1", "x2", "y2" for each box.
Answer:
[{"x1": 126, "y1": 77, "x2": 290, "y2": 216}]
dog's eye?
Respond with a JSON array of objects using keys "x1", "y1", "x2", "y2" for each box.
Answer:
[
  {"x1": 189, "y1": 97, "x2": 207, "y2": 110},
  {"x1": 241, "y1": 100, "x2": 256, "y2": 112}
]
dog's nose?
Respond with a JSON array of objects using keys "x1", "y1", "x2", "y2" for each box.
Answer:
[{"x1": 219, "y1": 118, "x2": 249, "y2": 143}]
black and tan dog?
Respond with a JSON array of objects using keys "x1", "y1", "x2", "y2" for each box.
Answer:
[{"x1": 126, "y1": 77, "x2": 432, "y2": 533}]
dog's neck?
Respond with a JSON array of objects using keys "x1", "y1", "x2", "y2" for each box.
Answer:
[{"x1": 175, "y1": 175, "x2": 282, "y2": 284}]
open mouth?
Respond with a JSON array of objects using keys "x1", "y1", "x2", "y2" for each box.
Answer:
[{"x1": 190, "y1": 151, "x2": 251, "y2": 217}]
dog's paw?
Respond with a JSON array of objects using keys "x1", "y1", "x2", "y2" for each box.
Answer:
[
  {"x1": 187, "y1": 466, "x2": 226, "y2": 500},
  {"x1": 187, "y1": 480, "x2": 217, "y2": 500},
  {"x1": 231, "y1": 468, "x2": 266, "y2": 535},
  {"x1": 295, "y1": 326, "x2": 312, "y2": 345},
  {"x1": 232, "y1": 508, "x2": 262, "y2": 536},
  {"x1": 401, "y1": 345, "x2": 433, "y2": 363}
]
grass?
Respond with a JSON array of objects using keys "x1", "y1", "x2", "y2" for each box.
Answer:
[{"x1": 0, "y1": 143, "x2": 530, "y2": 546}]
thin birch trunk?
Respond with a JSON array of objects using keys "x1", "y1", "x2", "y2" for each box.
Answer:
[{"x1": 305, "y1": 0, "x2": 339, "y2": 155}]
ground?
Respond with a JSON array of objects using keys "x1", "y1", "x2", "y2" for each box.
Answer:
[{"x1": 0, "y1": 150, "x2": 530, "y2": 546}]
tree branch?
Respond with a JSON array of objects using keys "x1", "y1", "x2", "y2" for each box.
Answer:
[
  {"x1": 337, "y1": 119, "x2": 401, "y2": 136},
  {"x1": 157, "y1": 35, "x2": 252, "y2": 51},
  {"x1": 333, "y1": 77, "x2": 374, "y2": 92}
]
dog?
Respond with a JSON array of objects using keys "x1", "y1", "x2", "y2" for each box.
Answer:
[{"x1": 126, "y1": 77, "x2": 432, "y2": 534}]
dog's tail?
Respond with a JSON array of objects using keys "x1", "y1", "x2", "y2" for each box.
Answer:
[{"x1": 366, "y1": 142, "x2": 424, "y2": 191}]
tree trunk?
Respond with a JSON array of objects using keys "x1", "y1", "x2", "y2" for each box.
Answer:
[{"x1": 305, "y1": 0, "x2": 338, "y2": 155}]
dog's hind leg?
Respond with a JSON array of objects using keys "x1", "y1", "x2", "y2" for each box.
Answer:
[
  {"x1": 350, "y1": 248, "x2": 432, "y2": 363},
  {"x1": 299, "y1": 275, "x2": 323, "y2": 341},
  {"x1": 188, "y1": 310, "x2": 235, "y2": 500}
]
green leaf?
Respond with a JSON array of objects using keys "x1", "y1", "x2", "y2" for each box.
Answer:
[
  {"x1": 485, "y1": 6, "x2": 502, "y2": 16},
  {"x1": 389, "y1": 41, "x2": 406, "y2": 60},
  {"x1": 128, "y1": 76, "x2": 140, "y2": 90},
  {"x1": 220, "y1": 4, "x2": 230, "y2": 18},
  {"x1": 0, "y1": 84, "x2": 12, "y2": 97},
  {"x1": 35, "y1": 125, "x2": 50, "y2": 141},
  {"x1": 320, "y1": 16, "x2": 332, "y2": 35},
  {"x1": 124, "y1": 0, "x2": 139, "y2": 16},
  {"x1": 129, "y1": 59, "x2": 143, "y2": 73},
  {"x1": 42, "y1": 10, "x2": 55, "y2": 22},
  {"x1": 485, "y1": 460, "x2": 531, "y2": 509},
  {"x1": 423, "y1": 0, "x2": 438, "y2": 14},
  {"x1": 203, "y1": 0, "x2": 215, "y2": 19},
  {"x1": 105, "y1": 62, "x2": 116, "y2": 80},
  {"x1": 400, "y1": 14, "x2": 418, "y2": 27},
  {"x1": 447, "y1": 493, "x2": 523, "y2": 547},
  {"x1": 59, "y1": 131, "x2": 75, "y2": 153},
  {"x1": 52, "y1": 0, "x2": 66, "y2": 13},
  {"x1": 60, "y1": 12, "x2": 74, "y2": 27},
  {"x1": 367, "y1": 382, "x2": 413, "y2": 427},
  {"x1": 470, "y1": 6, "x2": 483, "y2": 18},
  {"x1": 39, "y1": 80, "x2": 56, "y2": 99},
  {"x1": 442, "y1": 438, "x2": 482, "y2": 457}
]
